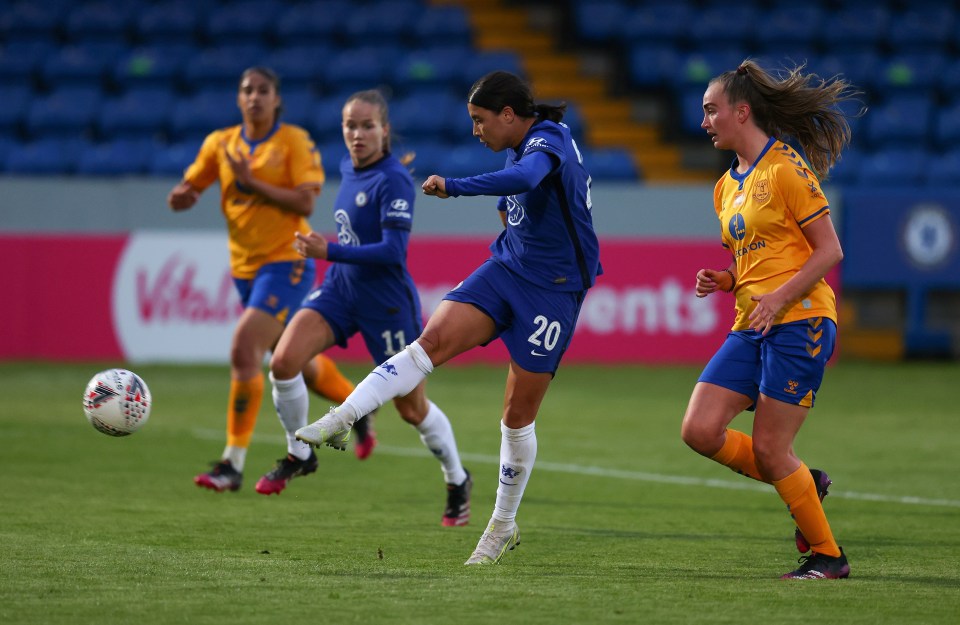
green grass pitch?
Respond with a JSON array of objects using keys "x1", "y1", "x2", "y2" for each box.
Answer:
[{"x1": 1, "y1": 360, "x2": 959, "y2": 624}]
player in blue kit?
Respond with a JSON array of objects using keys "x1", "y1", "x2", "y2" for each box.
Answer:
[
  {"x1": 265, "y1": 90, "x2": 472, "y2": 526},
  {"x1": 296, "y1": 71, "x2": 601, "y2": 565}
]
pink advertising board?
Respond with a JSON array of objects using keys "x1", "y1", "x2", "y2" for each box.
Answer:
[{"x1": 1, "y1": 233, "x2": 739, "y2": 365}]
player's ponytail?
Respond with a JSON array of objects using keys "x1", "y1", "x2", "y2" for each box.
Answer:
[{"x1": 711, "y1": 59, "x2": 863, "y2": 178}]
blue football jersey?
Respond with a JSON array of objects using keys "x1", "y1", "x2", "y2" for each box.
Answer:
[
  {"x1": 490, "y1": 120, "x2": 601, "y2": 291},
  {"x1": 323, "y1": 153, "x2": 420, "y2": 316}
]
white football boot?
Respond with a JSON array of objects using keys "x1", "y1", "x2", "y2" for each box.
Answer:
[
  {"x1": 295, "y1": 407, "x2": 352, "y2": 451},
  {"x1": 464, "y1": 519, "x2": 520, "y2": 565}
]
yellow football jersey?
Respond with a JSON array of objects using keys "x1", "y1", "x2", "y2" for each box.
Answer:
[
  {"x1": 183, "y1": 123, "x2": 325, "y2": 279},
  {"x1": 714, "y1": 138, "x2": 837, "y2": 331}
]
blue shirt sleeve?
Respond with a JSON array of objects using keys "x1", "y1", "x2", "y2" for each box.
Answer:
[
  {"x1": 325, "y1": 227, "x2": 408, "y2": 265},
  {"x1": 445, "y1": 150, "x2": 555, "y2": 198}
]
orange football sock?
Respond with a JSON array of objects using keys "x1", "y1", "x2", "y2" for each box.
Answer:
[
  {"x1": 773, "y1": 463, "x2": 841, "y2": 557},
  {"x1": 305, "y1": 354, "x2": 355, "y2": 404},
  {"x1": 710, "y1": 428, "x2": 763, "y2": 482},
  {"x1": 225, "y1": 373, "x2": 264, "y2": 449}
]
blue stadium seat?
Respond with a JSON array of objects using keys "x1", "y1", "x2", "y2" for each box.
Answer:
[
  {"x1": 0, "y1": 136, "x2": 19, "y2": 172},
  {"x1": 63, "y1": 1, "x2": 135, "y2": 44},
  {"x1": 203, "y1": 1, "x2": 277, "y2": 45},
  {"x1": 323, "y1": 46, "x2": 397, "y2": 94},
  {"x1": 40, "y1": 45, "x2": 112, "y2": 88},
  {"x1": 813, "y1": 50, "x2": 882, "y2": 96},
  {"x1": 925, "y1": 148, "x2": 960, "y2": 185},
  {"x1": 686, "y1": 6, "x2": 758, "y2": 46},
  {"x1": 391, "y1": 47, "x2": 472, "y2": 95},
  {"x1": 344, "y1": 0, "x2": 419, "y2": 45},
  {"x1": 390, "y1": 90, "x2": 462, "y2": 141},
  {"x1": 864, "y1": 96, "x2": 934, "y2": 149},
  {"x1": 0, "y1": 2, "x2": 70, "y2": 42},
  {"x1": 168, "y1": 89, "x2": 239, "y2": 142},
  {"x1": 394, "y1": 140, "x2": 450, "y2": 178},
  {"x1": 134, "y1": 2, "x2": 202, "y2": 44},
  {"x1": 273, "y1": 1, "x2": 347, "y2": 45},
  {"x1": 0, "y1": 40, "x2": 55, "y2": 81},
  {"x1": 459, "y1": 51, "x2": 524, "y2": 91},
  {"x1": 4, "y1": 137, "x2": 87, "y2": 174},
  {"x1": 876, "y1": 53, "x2": 947, "y2": 94},
  {"x1": 97, "y1": 88, "x2": 174, "y2": 140},
  {"x1": 887, "y1": 7, "x2": 955, "y2": 53},
  {"x1": 582, "y1": 148, "x2": 638, "y2": 181},
  {"x1": 671, "y1": 49, "x2": 746, "y2": 89},
  {"x1": 934, "y1": 102, "x2": 960, "y2": 150},
  {"x1": 113, "y1": 44, "x2": 196, "y2": 91},
  {"x1": 0, "y1": 85, "x2": 32, "y2": 134},
  {"x1": 754, "y1": 6, "x2": 822, "y2": 47},
  {"x1": 440, "y1": 141, "x2": 507, "y2": 179},
  {"x1": 825, "y1": 147, "x2": 862, "y2": 186},
  {"x1": 149, "y1": 139, "x2": 203, "y2": 176},
  {"x1": 821, "y1": 7, "x2": 890, "y2": 50},
  {"x1": 413, "y1": 6, "x2": 472, "y2": 47},
  {"x1": 310, "y1": 96, "x2": 348, "y2": 143},
  {"x1": 263, "y1": 45, "x2": 331, "y2": 90},
  {"x1": 573, "y1": 0, "x2": 627, "y2": 43},
  {"x1": 942, "y1": 58, "x2": 960, "y2": 101},
  {"x1": 25, "y1": 87, "x2": 102, "y2": 139},
  {"x1": 276, "y1": 87, "x2": 315, "y2": 130},
  {"x1": 627, "y1": 44, "x2": 682, "y2": 90},
  {"x1": 182, "y1": 45, "x2": 267, "y2": 91},
  {"x1": 620, "y1": 4, "x2": 693, "y2": 45},
  {"x1": 317, "y1": 139, "x2": 348, "y2": 177},
  {"x1": 76, "y1": 139, "x2": 155, "y2": 175},
  {"x1": 858, "y1": 148, "x2": 929, "y2": 186}
]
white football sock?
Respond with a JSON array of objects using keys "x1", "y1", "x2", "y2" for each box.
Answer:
[
  {"x1": 341, "y1": 341, "x2": 434, "y2": 422},
  {"x1": 222, "y1": 445, "x2": 247, "y2": 472},
  {"x1": 492, "y1": 421, "x2": 537, "y2": 524},
  {"x1": 270, "y1": 372, "x2": 313, "y2": 460},
  {"x1": 416, "y1": 400, "x2": 467, "y2": 486}
]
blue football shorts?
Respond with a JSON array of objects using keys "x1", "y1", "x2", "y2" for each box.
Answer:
[
  {"x1": 698, "y1": 317, "x2": 837, "y2": 409},
  {"x1": 233, "y1": 259, "x2": 316, "y2": 325},
  {"x1": 300, "y1": 278, "x2": 424, "y2": 364},
  {"x1": 443, "y1": 259, "x2": 586, "y2": 375}
]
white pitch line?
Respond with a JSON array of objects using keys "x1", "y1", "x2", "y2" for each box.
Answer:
[{"x1": 192, "y1": 428, "x2": 960, "y2": 509}]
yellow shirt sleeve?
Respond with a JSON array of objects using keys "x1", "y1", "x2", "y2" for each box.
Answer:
[{"x1": 183, "y1": 130, "x2": 223, "y2": 190}]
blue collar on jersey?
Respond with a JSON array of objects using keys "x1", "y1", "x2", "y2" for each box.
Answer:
[
  {"x1": 729, "y1": 135, "x2": 776, "y2": 190},
  {"x1": 241, "y1": 121, "x2": 281, "y2": 155},
  {"x1": 352, "y1": 151, "x2": 391, "y2": 172}
]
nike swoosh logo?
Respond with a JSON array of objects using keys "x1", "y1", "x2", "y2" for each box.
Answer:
[
  {"x1": 530, "y1": 351, "x2": 548, "y2": 357},
  {"x1": 500, "y1": 479, "x2": 514, "y2": 485}
]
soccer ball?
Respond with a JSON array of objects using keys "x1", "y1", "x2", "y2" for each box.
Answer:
[{"x1": 83, "y1": 368, "x2": 152, "y2": 437}]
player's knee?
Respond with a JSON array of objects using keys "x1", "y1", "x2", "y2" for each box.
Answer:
[
  {"x1": 680, "y1": 417, "x2": 719, "y2": 455},
  {"x1": 230, "y1": 344, "x2": 261, "y2": 375},
  {"x1": 269, "y1": 351, "x2": 299, "y2": 381},
  {"x1": 751, "y1": 439, "x2": 783, "y2": 472}
]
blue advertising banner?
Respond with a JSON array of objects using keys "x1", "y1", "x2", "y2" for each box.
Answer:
[
  {"x1": 842, "y1": 189, "x2": 960, "y2": 287},
  {"x1": 841, "y1": 188, "x2": 960, "y2": 355}
]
